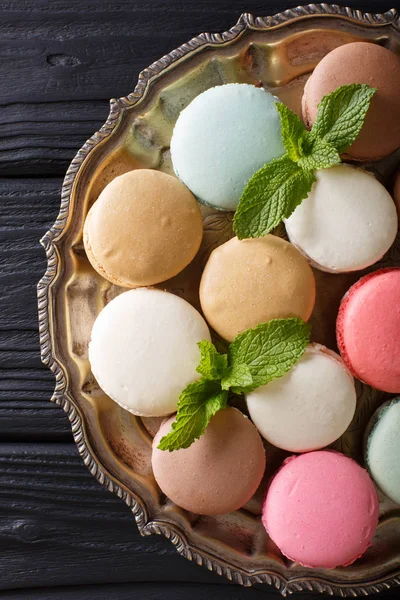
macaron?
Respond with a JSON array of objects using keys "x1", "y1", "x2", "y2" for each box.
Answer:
[
  {"x1": 246, "y1": 344, "x2": 356, "y2": 453},
  {"x1": 263, "y1": 451, "x2": 379, "y2": 568},
  {"x1": 152, "y1": 407, "x2": 266, "y2": 515},
  {"x1": 285, "y1": 164, "x2": 397, "y2": 273},
  {"x1": 302, "y1": 41, "x2": 400, "y2": 161},
  {"x1": 199, "y1": 235, "x2": 315, "y2": 342},
  {"x1": 170, "y1": 83, "x2": 284, "y2": 211},
  {"x1": 83, "y1": 169, "x2": 203, "y2": 287},
  {"x1": 337, "y1": 268, "x2": 400, "y2": 393},
  {"x1": 366, "y1": 397, "x2": 400, "y2": 505},
  {"x1": 89, "y1": 288, "x2": 211, "y2": 417}
]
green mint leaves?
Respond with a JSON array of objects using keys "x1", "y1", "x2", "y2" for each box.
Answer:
[
  {"x1": 309, "y1": 83, "x2": 377, "y2": 153},
  {"x1": 158, "y1": 318, "x2": 310, "y2": 451},
  {"x1": 196, "y1": 340, "x2": 228, "y2": 380},
  {"x1": 233, "y1": 84, "x2": 376, "y2": 239},
  {"x1": 228, "y1": 319, "x2": 311, "y2": 393},
  {"x1": 233, "y1": 156, "x2": 316, "y2": 239},
  {"x1": 157, "y1": 380, "x2": 228, "y2": 451}
]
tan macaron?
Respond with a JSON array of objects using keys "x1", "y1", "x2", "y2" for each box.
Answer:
[
  {"x1": 302, "y1": 42, "x2": 400, "y2": 161},
  {"x1": 83, "y1": 169, "x2": 203, "y2": 287},
  {"x1": 152, "y1": 407, "x2": 266, "y2": 515},
  {"x1": 199, "y1": 235, "x2": 316, "y2": 342}
]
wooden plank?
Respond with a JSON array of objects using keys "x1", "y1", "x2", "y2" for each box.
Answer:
[
  {"x1": 0, "y1": 443, "x2": 227, "y2": 589},
  {"x1": 0, "y1": 581, "x2": 373, "y2": 600},
  {"x1": 0, "y1": 178, "x2": 72, "y2": 439},
  {"x1": 0, "y1": 0, "x2": 394, "y2": 176}
]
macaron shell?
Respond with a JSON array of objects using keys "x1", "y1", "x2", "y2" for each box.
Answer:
[
  {"x1": 246, "y1": 344, "x2": 356, "y2": 452},
  {"x1": 285, "y1": 165, "x2": 397, "y2": 273},
  {"x1": 170, "y1": 83, "x2": 284, "y2": 210},
  {"x1": 302, "y1": 42, "x2": 400, "y2": 161},
  {"x1": 367, "y1": 398, "x2": 400, "y2": 504},
  {"x1": 263, "y1": 451, "x2": 379, "y2": 568},
  {"x1": 199, "y1": 235, "x2": 315, "y2": 342},
  {"x1": 337, "y1": 268, "x2": 400, "y2": 393},
  {"x1": 89, "y1": 288, "x2": 211, "y2": 417},
  {"x1": 152, "y1": 407, "x2": 266, "y2": 515},
  {"x1": 83, "y1": 169, "x2": 203, "y2": 287}
]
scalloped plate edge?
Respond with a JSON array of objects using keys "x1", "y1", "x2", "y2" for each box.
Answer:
[{"x1": 37, "y1": 5, "x2": 400, "y2": 595}]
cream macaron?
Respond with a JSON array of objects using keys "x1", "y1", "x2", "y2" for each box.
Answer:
[
  {"x1": 246, "y1": 344, "x2": 356, "y2": 453},
  {"x1": 152, "y1": 407, "x2": 266, "y2": 515},
  {"x1": 89, "y1": 288, "x2": 211, "y2": 417},
  {"x1": 199, "y1": 235, "x2": 315, "y2": 342},
  {"x1": 84, "y1": 169, "x2": 203, "y2": 287},
  {"x1": 285, "y1": 165, "x2": 397, "y2": 273}
]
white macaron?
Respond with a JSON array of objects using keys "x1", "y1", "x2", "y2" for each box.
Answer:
[
  {"x1": 285, "y1": 164, "x2": 397, "y2": 273},
  {"x1": 246, "y1": 344, "x2": 356, "y2": 453},
  {"x1": 89, "y1": 288, "x2": 211, "y2": 417}
]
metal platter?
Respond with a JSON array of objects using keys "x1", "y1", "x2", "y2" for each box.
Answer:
[{"x1": 38, "y1": 5, "x2": 400, "y2": 596}]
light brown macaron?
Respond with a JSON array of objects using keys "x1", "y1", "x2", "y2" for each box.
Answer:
[
  {"x1": 152, "y1": 407, "x2": 266, "y2": 515},
  {"x1": 302, "y1": 42, "x2": 400, "y2": 161},
  {"x1": 199, "y1": 235, "x2": 316, "y2": 342},
  {"x1": 83, "y1": 169, "x2": 203, "y2": 287}
]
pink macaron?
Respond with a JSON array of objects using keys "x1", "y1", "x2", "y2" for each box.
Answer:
[
  {"x1": 337, "y1": 268, "x2": 400, "y2": 393},
  {"x1": 263, "y1": 451, "x2": 379, "y2": 568}
]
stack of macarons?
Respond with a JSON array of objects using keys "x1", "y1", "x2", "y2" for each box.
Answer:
[{"x1": 83, "y1": 39, "x2": 400, "y2": 571}]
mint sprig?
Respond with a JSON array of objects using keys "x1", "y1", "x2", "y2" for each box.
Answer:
[
  {"x1": 157, "y1": 380, "x2": 228, "y2": 451},
  {"x1": 233, "y1": 84, "x2": 376, "y2": 239},
  {"x1": 158, "y1": 318, "x2": 310, "y2": 451},
  {"x1": 234, "y1": 156, "x2": 316, "y2": 239}
]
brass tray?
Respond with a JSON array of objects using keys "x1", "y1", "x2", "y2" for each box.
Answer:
[{"x1": 37, "y1": 5, "x2": 400, "y2": 596}]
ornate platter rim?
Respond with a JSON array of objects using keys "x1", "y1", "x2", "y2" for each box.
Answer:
[{"x1": 37, "y1": 5, "x2": 400, "y2": 596}]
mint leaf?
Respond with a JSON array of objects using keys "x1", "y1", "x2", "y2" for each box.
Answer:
[
  {"x1": 228, "y1": 318, "x2": 311, "y2": 392},
  {"x1": 221, "y1": 362, "x2": 253, "y2": 392},
  {"x1": 276, "y1": 103, "x2": 307, "y2": 162},
  {"x1": 299, "y1": 136, "x2": 341, "y2": 170},
  {"x1": 196, "y1": 340, "x2": 228, "y2": 380},
  {"x1": 157, "y1": 379, "x2": 228, "y2": 451},
  {"x1": 233, "y1": 155, "x2": 316, "y2": 239},
  {"x1": 309, "y1": 83, "x2": 377, "y2": 153}
]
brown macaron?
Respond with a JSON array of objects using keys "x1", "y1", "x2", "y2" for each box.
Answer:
[
  {"x1": 302, "y1": 42, "x2": 400, "y2": 161},
  {"x1": 199, "y1": 235, "x2": 316, "y2": 342},
  {"x1": 83, "y1": 169, "x2": 203, "y2": 287},
  {"x1": 152, "y1": 407, "x2": 266, "y2": 515}
]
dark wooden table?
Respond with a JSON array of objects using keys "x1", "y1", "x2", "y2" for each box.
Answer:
[{"x1": 1, "y1": 1, "x2": 399, "y2": 598}]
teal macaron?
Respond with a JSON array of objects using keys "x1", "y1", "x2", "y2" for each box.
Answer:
[
  {"x1": 366, "y1": 397, "x2": 400, "y2": 505},
  {"x1": 170, "y1": 83, "x2": 284, "y2": 211}
]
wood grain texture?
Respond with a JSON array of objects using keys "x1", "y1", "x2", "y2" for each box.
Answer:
[
  {"x1": 0, "y1": 1, "x2": 399, "y2": 596},
  {"x1": 0, "y1": 178, "x2": 72, "y2": 440},
  {"x1": 0, "y1": 443, "x2": 226, "y2": 589},
  {"x1": 0, "y1": 0, "x2": 395, "y2": 175}
]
